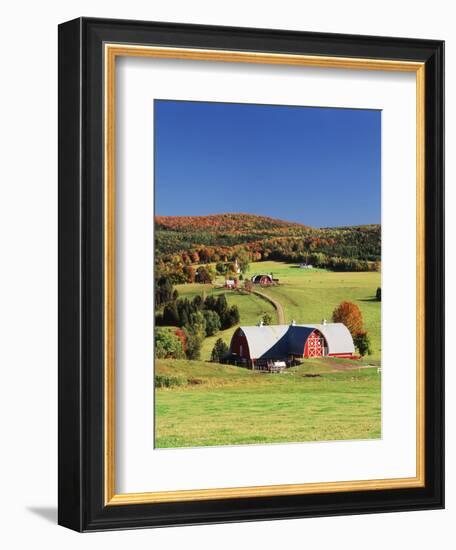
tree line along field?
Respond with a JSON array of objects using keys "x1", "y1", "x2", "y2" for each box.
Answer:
[
  {"x1": 173, "y1": 260, "x2": 381, "y2": 362},
  {"x1": 172, "y1": 281, "x2": 278, "y2": 361},
  {"x1": 155, "y1": 358, "x2": 381, "y2": 448}
]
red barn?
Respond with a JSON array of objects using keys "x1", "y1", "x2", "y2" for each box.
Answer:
[
  {"x1": 251, "y1": 274, "x2": 274, "y2": 286},
  {"x1": 229, "y1": 322, "x2": 355, "y2": 369}
]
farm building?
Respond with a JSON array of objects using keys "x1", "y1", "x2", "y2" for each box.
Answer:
[
  {"x1": 225, "y1": 279, "x2": 238, "y2": 289},
  {"x1": 229, "y1": 322, "x2": 355, "y2": 369},
  {"x1": 251, "y1": 273, "x2": 278, "y2": 285}
]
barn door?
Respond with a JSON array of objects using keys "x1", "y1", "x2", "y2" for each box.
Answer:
[{"x1": 305, "y1": 331, "x2": 325, "y2": 357}]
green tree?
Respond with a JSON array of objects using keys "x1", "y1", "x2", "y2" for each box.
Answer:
[
  {"x1": 192, "y1": 295, "x2": 204, "y2": 310},
  {"x1": 155, "y1": 328, "x2": 185, "y2": 359},
  {"x1": 204, "y1": 295, "x2": 217, "y2": 312},
  {"x1": 162, "y1": 302, "x2": 180, "y2": 326},
  {"x1": 211, "y1": 338, "x2": 229, "y2": 363},
  {"x1": 222, "y1": 305, "x2": 240, "y2": 329},
  {"x1": 188, "y1": 311, "x2": 206, "y2": 339},
  {"x1": 237, "y1": 250, "x2": 250, "y2": 274},
  {"x1": 215, "y1": 294, "x2": 228, "y2": 318},
  {"x1": 155, "y1": 312, "x2": 164, "y2": 326},
  {"x1": 155, "y1": 276, "x2": 174, "y2": 308},
  {"x1": 376, "y1": 287, "x2": 381, "y2": 301},
  {"x1": 353, "y1": 330, "x2": 372, "y2": 357},
  {"x1": 203, "y1": 310, "x2": 221, "y2": 336},
  {"x1": 179, "y1": 308, "x2": 189, "y2": 328},
  {"x1": 184, "y1": 328, "x2": 202, "y2": 360},
  {"x1": 261, "y1": 312, "x2": 273, "y2": 326}
]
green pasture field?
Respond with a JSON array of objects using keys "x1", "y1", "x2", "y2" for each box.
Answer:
[
  {"x1": 245, "y1": 262, "x2": 381, "y2": 360},
  {"x1": 174, "y1": 260, "x2": 381, "y2": 361},
  {"x1": 155, "y1": 358, "x2": 381, "y2": 448}
]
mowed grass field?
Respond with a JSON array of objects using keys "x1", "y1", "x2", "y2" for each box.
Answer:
[
  {"x1": 175, "y1": 260, "x2": 381, "y2": 361},
  {"x1": 246, "y1": 261, "x2": 381, "y2": 360},
  {"x1": 155, "y1": 358, "x2": 381, "y2": 448}
]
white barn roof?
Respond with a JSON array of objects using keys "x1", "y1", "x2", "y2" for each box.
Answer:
[
  {"x1": 238, "y1": 325, "x2": 289, "y2": 359},
  {"x1": 306, "y1": 323, "x2": 355, "y2": 355},
  {"x1": 251, "y1": 274, "x2": 273, "y2": 282},
  {"x1": 234, "y1": 323, "x2": 354, "y2": 358}
]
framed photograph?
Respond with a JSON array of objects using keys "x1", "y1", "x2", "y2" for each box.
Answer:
[{"x1": 58, "y1": 17, "x2": 444, "y2": 531}]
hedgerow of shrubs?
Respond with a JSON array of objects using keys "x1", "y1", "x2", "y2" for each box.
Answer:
[{"x1": 154, "y1": 375, "x2": 186, "y2": 388}]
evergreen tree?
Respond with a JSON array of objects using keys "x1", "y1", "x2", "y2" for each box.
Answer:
[
  {"x1": 203, "y1": 310, "x2": 221, "y2": 336},
  {"x1": 215, "y1": 294, "x2": 228, "y2": 318},
  {"x1": 221, "y1": 305, "x2": 240, "y2": 329},
  {"x1": 155, "y1": 276, "x2": 174, "y2": 308},
  {"x1": 162, "y1": 302, "x2": 179, "y2": 326},
  {"x1": 261, "y1": 313, "x2": 273, "y2": 326},
  {"x1": 192, "y1": 295, "x2": 203, "y2": 310},
  {"x1": 184, "y1": 328, "x2": 202, "y2": 360},
  {"x1": 353, "y1": 330, "x2": 372, "y2": 357},
  {"x1": 188, "y1": 311, "x2": 206, "y2": 339},
  {"x1": 215, "y1": 262, "x2": 226, "y2": 274},
  {"x1": 204, "y1": 295, "x2": 217, "y2": 312},
  {"x1": 211, "y1": 338, "x2": 229, "y2": 363},
  {"x1": 179, "y1": 308, "x2": 189, "y2": 328}
]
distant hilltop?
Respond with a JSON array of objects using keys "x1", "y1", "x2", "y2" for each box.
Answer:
[
  {"x1": 155, "y1": 213, "x2": 312, "y2": 233},
  {"x1": 154, "y1": 212, "x2": 381, "y2": 270}
]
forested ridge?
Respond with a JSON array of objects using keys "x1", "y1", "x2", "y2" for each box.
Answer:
[{"x1": 155, "y1": 213, "x2": 381, "y2": 277}]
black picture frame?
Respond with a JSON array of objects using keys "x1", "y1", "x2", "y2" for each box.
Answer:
[{"x1": 58, "y1": 17, "x2": 444, "y2": 532}]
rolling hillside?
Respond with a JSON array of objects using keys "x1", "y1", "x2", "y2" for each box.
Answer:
[
  {"x1": 155, "y1": 212, "x2": 311, "y2": 233},
  {"x1": 155, "y1": 212, "x2": 381, "y2": 266}
]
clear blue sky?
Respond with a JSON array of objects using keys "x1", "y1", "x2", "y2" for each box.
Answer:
[{"x1": 154, "y1": 100, "x2": 381, "y2": 227}]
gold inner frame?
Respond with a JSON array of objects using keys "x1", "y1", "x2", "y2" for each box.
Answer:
[{"x1": 104, "y1": 44, "x2": 426, "y2": 506}]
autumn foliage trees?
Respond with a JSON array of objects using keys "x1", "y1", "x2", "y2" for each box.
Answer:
[
  {"x1": 155, "y1": 213, "x2": 381, "y2": 284},
  {"x1": 332, "y1": 301, "x2": 363, "y2": 336},
  {"x1": 332, "y1": 301, "x2": 372, "y2": 357},
  {"x1": 155, "y1": 213, "x2": 310, "y2": 233}
]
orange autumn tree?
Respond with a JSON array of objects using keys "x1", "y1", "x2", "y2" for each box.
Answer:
[
  {"x1": 174, "y1": 328, "x2": 187, "y2": 353},
  {"x1": 331, "y1": 301, "x2": 363, "y2": 336}
]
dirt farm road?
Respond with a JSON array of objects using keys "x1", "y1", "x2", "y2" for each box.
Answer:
[{"x1": 251, "y1": 289, "x2": 286, "y2": 324}]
